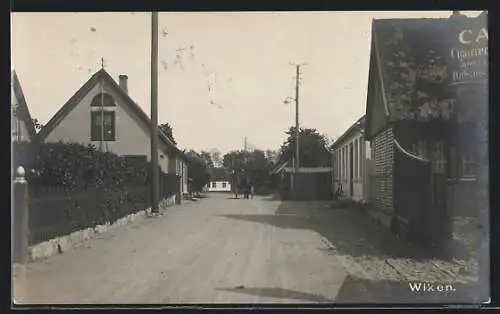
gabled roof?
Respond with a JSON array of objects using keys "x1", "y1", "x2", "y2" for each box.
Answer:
[
  {"x1": 209, "y1": 167, "x2": 230, "y2": 181},
  {"x1": 11, "y1": 71, "x2": 37, "y2": 141},
  {"x1": 330, "y1": 115, "x2": 365, "y2": 151},
  {"x1": 37, "y1": 69, "x2": 187, "y2": 160},
  {"x1": 271, "y1": 160, "x2": 289, "y2": 174}
]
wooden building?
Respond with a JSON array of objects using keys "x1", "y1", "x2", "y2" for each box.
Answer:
[
  {"x1": 271, "y1": 160, "x2": 333, "y2": 201},
  {"x1": 330, "y1": 115, "x2": 374, "y2": 202}
]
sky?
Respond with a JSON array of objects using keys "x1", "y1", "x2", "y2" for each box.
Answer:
[{"x1": 11, "y1": 11, "x2": 481, "y2": 155}]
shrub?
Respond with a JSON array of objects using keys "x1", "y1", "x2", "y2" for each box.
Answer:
[
  {"x1": 30, "y1": 142, "x2": 148, "y2": 189},
  {"x1": 24, "y1": 141, "x2": 185, "y2": 244},
  {"x1": 24, "y1": 142, "x2": 154, "y2": 244},
  {"x1": 12, "y1": 141, "x2": 36, "y2": 176},
  {"x1": 29, "y1": 185, "x2": 148, "y2": 245}
]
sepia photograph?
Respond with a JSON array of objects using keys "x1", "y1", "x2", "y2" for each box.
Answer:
[{"x1": 11, "y1": 10, "x2": 489, "y2": 305}]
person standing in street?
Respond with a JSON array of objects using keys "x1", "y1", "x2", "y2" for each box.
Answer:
[{"x1": 243, "y1": 182, "x2": 249, "y2": 199}]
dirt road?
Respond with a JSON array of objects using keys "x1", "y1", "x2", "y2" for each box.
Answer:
[
  {"x1": 13, "y1": 193, "x2": 482, "y2": 304},
  {"x1": 13, "y1": 194, "x2": 347, "y2": 304}
]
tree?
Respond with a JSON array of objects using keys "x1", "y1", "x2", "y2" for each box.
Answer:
[
  {"x1": 32, "y1": 118, "x2": 44, "y2": 133},
  {"x1": 185, "y1": 150, "x2": 210, "y2": 192},
  {"x1": 278, "y1": 126, "x2": 331, "y2": 167},
  {"x1": 199, "y1": 151, "x2": 214, "y2": 169},
  {"x1": 222, "y1": 149, "x2": 276, "y2": 193},
  {"x1": 210, "y1": 148, "x2": 222, "y2": 167},
  {"x1": 265, "y1": 149, "x2": 279, "y2": 164},
  {"x1": 159, "y1": 123, "x2": 177, "y2": 145},
  {"x1": 222, "y1": 150, "x2": 245, "y2": 173}
]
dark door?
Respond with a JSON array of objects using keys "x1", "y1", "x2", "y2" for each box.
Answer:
[{"x1": 349, "y1": 143, "x2": 354, "y2": 197}]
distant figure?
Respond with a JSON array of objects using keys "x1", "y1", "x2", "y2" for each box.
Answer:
[
  {"x1": 250, "y1": 185, "x2": 255, "y2": 199},
  {"x1": 243, "y1": 182, "x2": 250, "y2": 199},
  {"x1": 234, "y1": 185, "x2": 239, "y2": 199},
  {"x1": 232, "y1": 171, "x2": 240, "y2": 199},
  {"x1": 334, "y1": 183, "x2": 344, "y2": 199}
]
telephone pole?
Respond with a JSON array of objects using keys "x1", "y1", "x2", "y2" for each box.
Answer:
[
  {"x1": 150, "y1": 11, "x2": 160, "y2": 214},
  {"x1": 294, "y1": 64, "x2": 300, "y2": 172},
  {"x1": 289, "y1": 62, "x2": 306, "y2": 191},
  {"x1": 243, "y1": 136, "x2": 248, "y2": 171}
]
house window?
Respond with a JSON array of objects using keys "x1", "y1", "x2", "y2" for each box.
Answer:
[
  {"x1": 359, "y1": 140, "x2": 364, "y2": 179},
  {"x1": 340, "y1": 149, "x2": 343, "y2": 180},
  {"x1": 431, "y1": 141, "x2": 446, "y2": 173},
  {"x1": 462, "y1": 155, "x2": 477, "y2": 177},
  {"x1": 91, "y1": 111, "x2": 115, "y2": 141},
  {"x1": 354, "y1": 139, "x2": 359, "y2": 179},
  {"x1": 411, "y1": 140, "x2": 428, "y2": 159},
  {"x1": 90, "y1": 93, "x2": 116, "y2": 107},
  {"x1": 222, "y1": 182, "x2": 227, "y2": 188},
  {"x1": 342, "y1": 147, "x2": 346, "y2": 180},
  {"x1": 336, "y1": 151, "x2": 339, "y2": 178},
  {"x1": 212, "y1": 182, "x2": 217, "y2": 188},
  {"x1": 458, "y1": 122, "x2": 477, "y2": 178}
]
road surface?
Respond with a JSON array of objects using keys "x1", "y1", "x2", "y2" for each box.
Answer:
[{"x1": 12, "y1": 193, "x2": 482, "y2": 304}]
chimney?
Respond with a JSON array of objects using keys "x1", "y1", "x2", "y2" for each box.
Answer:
[{"x1": 118, "y1": 75, "x2": 128, "y2": 94}]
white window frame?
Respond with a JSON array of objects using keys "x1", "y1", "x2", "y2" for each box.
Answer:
[
  {"x1": 461, "y1": 155, "x2": 476, "y2": 178},
  {"x1": 432, "y1": 141, "x2": 446, "y2": 173}
]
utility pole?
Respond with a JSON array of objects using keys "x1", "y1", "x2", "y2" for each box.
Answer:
[
  {"x1": 289, "y1": 62, "x2": 306, "y2": 194},
  {"x1": 99, "y1": 57, "x2": 106, "y2": 153},
  {"x1": 150, "y1": 11, "x2": 160, "y2": 214},
  {"x1": 294, "y1": 64, "x2": 300, "y2": 172},
  {"x1": 243, "y1": 136, "x2": 248, "y2": 180}
]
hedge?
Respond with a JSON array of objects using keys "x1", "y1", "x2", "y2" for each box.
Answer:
[
  {"x1": 18, "y1": 141, "x2": 178, "y2": 245},
  {"x1": 29, "y1": 185, "x2": 149, "y2": 245},
  {"x1": 29, "y1": 142, "x2": 148, "y2": 189}
]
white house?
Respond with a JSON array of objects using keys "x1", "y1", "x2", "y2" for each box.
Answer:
[
  {"x1": 205, "y1": 167, "x2": 231, "y2": 192},
  {"x1": 206, "y1": 181, "x2": 232, "y2": 192},
  {"x1": 37, "y1": 69, "x2": 189, "y2": 197},
  {"x1": 331, "y1": 115, "x2": 373, "y2": 202}
]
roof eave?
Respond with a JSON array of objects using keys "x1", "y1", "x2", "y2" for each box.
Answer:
[
  {"x1": 12, "y1": 71, "x2": 37, "y2": 141},
  {"x1": 37, "y1": 69, "x2": 188, "y2": 160},
  {"x1": 330, "y1": 115, "x2": 366, "y2": 150},
  {"x1": 37, "y1": 70, "x2": 103, "y2": 142}
]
